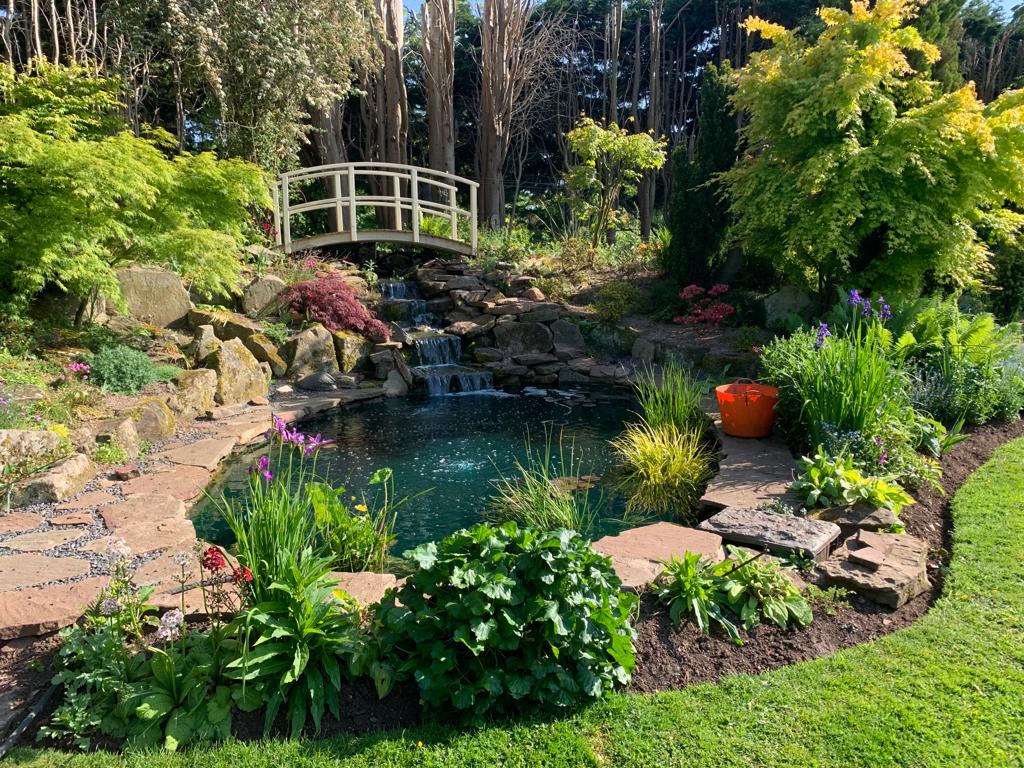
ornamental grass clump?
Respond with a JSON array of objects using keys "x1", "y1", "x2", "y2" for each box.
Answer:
[
  {"x1": 633, "y1": 363, "x2": 710, "y2": 433},
  {"x1": 373, "y1": 523, "x2": 637, "y2": 721}
]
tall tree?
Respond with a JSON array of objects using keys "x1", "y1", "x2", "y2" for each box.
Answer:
[{"x1": 423, "y1": 0, "x2": 456, "y2": 175}]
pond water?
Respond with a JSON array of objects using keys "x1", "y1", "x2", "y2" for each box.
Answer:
[{"x1": 191, "y1": 387, "x2": 641, "y2": 555}]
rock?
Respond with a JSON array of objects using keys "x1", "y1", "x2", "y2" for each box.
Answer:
[
  {"x1": 283, "y1": 325, "x2": 340, "y2": 379},
  {"x1": 819, "y1": 531, "x2": 929, "y2": 608},
  {"x1": 0, "y1": 576, "x2": 109, "y2": 639},
  {"x1": 763, "y1": 286, "x2": 814, "y2": 329},
  {"x1": 806, "y1": 503, "x2": 900, "y2": 534},
  {"x1": 329, "y1": 572, "x2": 398, "y2": 605},
  {"x1": 558, "y1": 368, "x2": 591, "y2": 385},
  {"x1": 383, "y1": 369, "x2": 409, "y2": 397},
  {"x1": 0, "y1": 511, "x2": 43, "y2": 534},
  {"x1": 426, "y1": 296, "x2": 453, "y2": 314},
  {"x1": 115, "y1": 266, "x2": 192, "y2": 327},
  {"x1": 592, "y1": 523, "x2": 726, "y2": 590},
  {"x1": 632, "y1": 337, "x2": 657, "y2": 363},
  {"x1": 550, "y1": 319, "x2": 587, "y2": 354},
  {"x1": 14, "y1": 454, "x2": 96, "y2": 505},
  {"x1": 118, "y1": 465, "x2": 211, "y2": 501},
  {"x1": 0, "y1": 554, "x2": 91, "y2": 591},
  {"x1": 92, "y1": 517, "x2": 196, "y2": 557},
  {"x1": 567, "y1": 357, "x2": 596, "y2": 374},
  {"x1": 94, "y1": 417, "x2": 140, "y2": 459},
  {"x1": 55, "y1": 490, "x2": 117, "y2": 511},
  {"x1": 484, "y1": 298, "x2": 537, "y2": 316},
  {"x1": 208, "y1": 338, "x2": 269, "y2": 405},
  {"x1": 218, "y1": 314, "x2": 264, "y2": 343},
  {"x1": 3, "y1": 529, "x2": 88, "y2": 552},
  {"x1": 297, "y1": 368, "x2": 339, "y2": 392},
  {"x1": 99, "y1": 492, "x2": 186, "y2": 529},
  {"x1": 519, "y1": 304, "x2": 563, "y2": 324},
  {"x1": 152, "y1": 437, "x2": 236, "y2": 472},
  {"x1": 442, "y1": 275, "x2": 486, "y2": 292},
  {"x1": 493, "y1": 321, "x2": 553, "y2": 355},
  {"x1": 507, "y1": 275, "x2": 536, "y2": 295},
  {"x1": 187, "y1": 324, "x2": 221, "y2": 364},
  {"x1": 242, "y1": 333, "x2": 287, "y2": 378},
  {"x1": 0, "y1": 429, "x2": 61, "y2": 474},
  {"x1": 701, "y1": 429, "x2": 797, "y2": 510},
  {"x1": 699, "y1": 507, "x2": 841, "y2": 562},
  {"x1": 521, "y1": 287, "x2": 545, "y2": 301},
  {"x1": 484, "y1": 361, "x2": 530, "y2": 376},
  {"x1": 50, "y1": 511, "x2": 94, "y2": 526},
  {"x1": 111, "y1": 464, "x2": 140, "y2": 480},
  {"x1": 513, "y1": 352, "x2": 558, "y2": 366},
  {"x1": 472, "y1": 347, "x2": 505, "y2": 363},
  {"x1": 334, "y1": 374, "x2": 360, "y2": 389},
  {"x1": 130, "y1": 397, "x2": 177, "y2": 440},
  {"x1": 447, "y1": 317, "x2": 496, "y2": 338},
  {"x1": 241, "y1": 275, "x2": 286, "y2": 315},
  {"x1": 333, "y1": 330, "x2": 372, "y2": 373},
  {"x1": 206, "y1": 404, "x2": 246, "y2": 420},
  {"x1": 386, "y1": 323, "x2": 414, "y2": 346},
  {"x1": 249, "y1": 395, "x2": 269, "y2": 406},
  {"x1": 169, "y1": 369, "x2": 218, "y2": 419}
]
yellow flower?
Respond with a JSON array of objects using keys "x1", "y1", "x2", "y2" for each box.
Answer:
[
  {"x1": 354, "y1": 504, "x2": 368, "y2": 513},
  {"x1": 417, "y1": 741, "x2": 424, "y2": 749}
]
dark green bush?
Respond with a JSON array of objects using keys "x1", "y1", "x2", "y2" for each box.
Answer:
[
  {"x1": 88, "y1": 345, "x2": 178, "y2": 394},
  {"x1": 373, "y1": 523, "x2": 637, "y2": 720},
  {"x1": 594, "y1": 281, "x2": 641, "y2": 323}
]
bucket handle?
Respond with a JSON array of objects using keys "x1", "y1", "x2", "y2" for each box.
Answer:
[{"x1": 732, "y1": 377, "x2": 760, "y2": 406}]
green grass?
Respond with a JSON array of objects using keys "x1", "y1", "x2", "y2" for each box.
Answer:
[{"x1": 12, "y1": 438, "x2": 1024, "y2": 767}]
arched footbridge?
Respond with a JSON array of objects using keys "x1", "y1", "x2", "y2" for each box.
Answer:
[{"x1": 271, "y1": 162, "x2": 478, "y2": 256}]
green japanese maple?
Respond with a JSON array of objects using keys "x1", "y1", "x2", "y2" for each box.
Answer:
[{"x1": 722, "y1": 0, "x2": 1024, "y2": 297}]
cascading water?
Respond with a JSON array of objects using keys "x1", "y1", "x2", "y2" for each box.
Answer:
[{"x1": 378, "y1": 280, "x2": 429, "y2": 324}]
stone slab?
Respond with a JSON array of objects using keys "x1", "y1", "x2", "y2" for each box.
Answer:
[
  {"x1": 0, "y1": 576, "x2": 109, "y2": 639},
  {"x1": 698, "y1": 507, "x2": 841, "y2": 561},
  {"x1": 2, "y1": 529, "x2": 88, "y2": 552},
  {"x1": 84, "y1": 517, "x2": 196, "y2": 556},
  {"x1": 119, "y1": 465, "x2": 211, "y2": 501},
  {"x1": 153, "y1": 437, "x2": 237, "y2": 471},
  {"x1": 54, "y1": 490, "x2": 118, "y2": 511},
  {"x1": 100, "y1": 492, "x2": 186, "y2": 529},
  {"x1": 819, "y1": 532, "x2": 929, "y2": 608},
  {"x1": 805, "y1": 503, "x2": 900, "y2": 533},
  {"x1": 329, "y1": 572, "x2": 398, "y2": 605},
  {"x1": 49, "y1": 511, "x2": 95, "y2": 526},
  {"x1": 0, "y1": 511, "x2": 43, "y2": 534},
  {"x1": 701, "y1": 429, "x2": 799, "y2": 510},
  {"x1": 591, "y1": 522, "x2": 725, "y2": 589},
  {"x1": 0, "y1": 553, "x2": 91, "y2": 591}
]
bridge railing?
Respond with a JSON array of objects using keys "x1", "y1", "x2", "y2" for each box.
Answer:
[{"x1": 271, "y1": 162, "x2": 479, "y2": 255}]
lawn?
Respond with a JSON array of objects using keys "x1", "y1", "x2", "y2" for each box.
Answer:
[{"x1": 11, "y1": 437, "x2": 1024, "y2": 768}]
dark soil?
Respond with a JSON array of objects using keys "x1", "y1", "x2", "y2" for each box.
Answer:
[
  {"x1": 629, "y1": 418, "x2": 1024, "y2": 693},
  {"x1": 8, "y1": 419, "x2": 1024, "y2": 750}
]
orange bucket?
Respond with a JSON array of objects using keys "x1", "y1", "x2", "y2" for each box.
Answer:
[{"x1": 715, "y1": 379, "x2": 779, "y2": 438}]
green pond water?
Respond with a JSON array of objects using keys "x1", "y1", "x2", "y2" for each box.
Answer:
[{"x1": 191, "y1": 387, "x2": 641, "y2": 554}]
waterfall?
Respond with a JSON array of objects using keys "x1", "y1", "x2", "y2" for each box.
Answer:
[
  {"x1": 379, "y1": 281, "x2": 412, "y2": 299},
  {"x1": 379, "y1": 280, "x2": 430, "y2": 324},
  {"x1": 418, "y1": 366, "x2": 494, "y2": 396},
  {"x1": 415, "y1": 334, "x2": 461, "y2": 366}
]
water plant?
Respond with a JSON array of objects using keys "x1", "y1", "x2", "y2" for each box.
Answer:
[{"x1": 632, "y1": 363, "x2": 710, "y2": 433}]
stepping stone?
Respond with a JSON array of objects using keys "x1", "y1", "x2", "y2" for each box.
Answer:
[
  {"x1": 100, "y1": 492, "x2": 186, "y2": 529},
  {"x1": 83, "y1": 517, "x2": 196, "y2": 556},
  {"x1": 2, "y1": 529, "x2": 88, "y2": 552},
  {"x1": 819, "y1": 532, "x2": 929, "y2": 608},
  {"x1": 0, "y1": 576, "x2": 109, "y2": 639},
  {"x1": 119, "y1": 465, "x2": 211, "y2": 501},
  {"x1": 133, "y1": 552, "x2": 192, "y2": 587},
  {"x1": 701, "y1": 430, "x2": 799, "y2": 510},
  {"x1": 153, "y1": 437, "x2": 237, "y2": 471},
  {"x1": 699, "y1": 507, "x2": 841, "y2": 562},
  {"x1": 0, "y1": 553, "x2": 91, "y2": 590},
  {"x1": 0, "y1": 511, "x2": 43, "y2": 534},
  {"x1": 330, "y1": 572, "x2": 399, "y2": 605},
  {"x1": 55, "y1": 490, "x2": 118, "y2": 511},
  {"x1": 591, "y1": 523, "x2": 725, "y2": 590},
  {"x1": 805, "y1": 502, "x2": 900, "y2": 533},
  {"x1": 50, "y1": 511, "x2": 95, "y2": 526}
]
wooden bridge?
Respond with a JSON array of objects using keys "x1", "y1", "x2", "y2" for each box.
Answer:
[{"x1": 271, "y1": 162, "x2": 479, "y2": 256}]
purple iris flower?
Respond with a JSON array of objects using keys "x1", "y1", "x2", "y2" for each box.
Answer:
[
  {"x1": 848, "y1": 289, "x2": 862, "y2": 305},
  {"x1": 861, "y1": 298, "x2": 873, "y2": 318},
  {"x1": 815, "y1": 322, "x2": 832, "y2": 350}
]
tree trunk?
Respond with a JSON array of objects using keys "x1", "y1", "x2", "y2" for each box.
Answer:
[
  {"x1": 423, "y1": 0, "x2": 456, "y2": 178},
  {"x1": 638, "y1": 0, "x2": 663, "y2": 241}
]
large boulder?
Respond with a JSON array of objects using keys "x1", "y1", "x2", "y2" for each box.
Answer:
[
  {"x1": 550, "y1": 319, "x2": 586, "y2": 355},
  {"x1": 186, "y1": 324, "x2": 221, "y2": 365},
  {"x1": 169, "y1": 369, "x2": 218, "y2": 419},
  {"x1": 130, "y1": 397, "x2": 177, "y2": 440},
  {"x1": 241, "y1": 275, "x2": 286, "y2": 316},
  {"x1": 763, "y1": 286, "x2": 813, "y2": 329},
  {"x1": 14, "y1": 453, "x2": 96, "y2": 505},
  {"x1": 493, "y1": 321, "x2": 553, "y2": 355},
  {"x1": 333, "y1": 330, "x2": 372, "y2": 373},
  {"x1": 243, "y1": 333, "x2": 287, "y2": 378},
  {"x1": 115, "y1": 266, "x2": 192, "y2": 327},
  {"x1": 283, "y1": 325, "x2": 340, "y2": 379},
  {"x1": 94, "y1": 417, "x2": 140, "y2": 459},
  {"x1": 207, "y1": 338, "x2": 269, "y2": 405},
  {"x1": 0, "y1": 429, "x2": 61, "y2": 475}
]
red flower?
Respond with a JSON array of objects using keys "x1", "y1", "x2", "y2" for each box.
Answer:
[
  {"x1": 201, "y1": 546, "x2": 227, "y2": 573},
  {"x1": 232, "y1": 566, "x2": 253, "y2": 585}
]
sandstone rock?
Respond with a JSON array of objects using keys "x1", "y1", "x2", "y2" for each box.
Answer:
[
  {"x1": 333, "y1": 330, "x2": 372, "y2": 373},
  {"x1": 494, "y1": 321, "x2": 553, "y2": 355},
  {"x1": 0, "y1": 554, "x2": 91, "y2": 591},
  {"x1": 284, "y1": 325, "x2": 340, "y2": 379},
  {"x1": 550, "y1": 319, "x2": 586, "y2": 354},
  {"x1": 699, "y1": 507, "x2": 841, "y2": 562},
  {"x1": 806, "y1": 503, "x2": 900, "y2": 534},
  {"x1": 55, "y1": 490, "x2": 117, "y2": 511},
  {"x1": 3, "y1": 529, "x2": 88, "y2": 552},
  {"x1": 558, "y1": 368, "x2": 590, "y2": 385},
  {"x1": 521, "y1": 287, "x2": 545, "y2": 301},
  {"x1": 250, "y1": 395, "x2": 269, "y2": 406},
  {"x1": 111, "y1": 464, "x2": 141, "y2": 480},
  {"x1": 442, "y1": 275, "x2": 486, "y2": 292},
  {"x1": 0, "y1": 576, "x2": 109, "y2": 639},
  {"x1": 152, "y1": 437, "x2": 236, "y2": 472},
  {"x1": 329, "y1": 572, "x2": 398, "y2": 605},
  {"x1": 426, "y1": 296, "x2": 453, "y2": 314},
  {"x1": 297, "y1": 368, "x2": 338, "y2": 391},
  {"x1": 567, "y1": 357, "x2": 597, "y2": 374},
  {"x1": 484, "y1": 298, "x2": 536, "y2": 316},
  {"x1": 50, "y1": 511, "x2": 94, "y2": 526},
  {"x1": 169, "y1": 369, "x2": 218, "y2": 419},
  {"x1": 241, "y1": 275, "x2": 286, "y2": 315},
  {"x1": 100, "y1": 492, "x2": 186, "y2": 529},
  {"x1": 383, "y1": 369, "x2": 409, "y2": 397},
  {"x1": 208, "y1": 338, "x2": 268, "y2": 405},
  {"x1": 94, "y1": 417, "x2": 140, "y2": 459},
  {"x1": 484, "y1": 361, "x2": 529, "y2": 376},
  {"x1": 513, "y1": 352, "x2": 558, "y2": 366},
  {"x1": 115, "y1": 266, "x2": 191, "y2": 327},
  {"x1": 592, "y1": 523, "x2": 726, "y2": 590},
  {"x1": 187, "y1": 324, "x2": 221, "y2": 364},
  {"x1": 242, "y1": 333, "x2": 287, "y2": 378},
  {"x1": 130, "y1": 397, "x2": 177, "y2": 440},
  {"x1": 448, "y1": 317, "x2": 495, "y2": 338},
  {"x1": 14, "y1": 454, "x2": 96, "y2": 505},
  {"x1": 0, "y1": 511, "x2": 43, "y2": 534},
  {"x1": 118, "y1": 465, "x2": 211, "y2": 501},
  {"x1": 187, "y1": 308, "x2": 221, "y2": 330},
  {"x1": 89, "y1": 517, "x2": 196, "y2": 557},
  {"x1": 520, "y1": 303, "x2": 563, "y2": 324},
  {"x1": 0, "y1": 429, "x2": 61, "y2": 474},
  {"x1": 819, "y1": 531, "x2": 929, "y2": 608}
]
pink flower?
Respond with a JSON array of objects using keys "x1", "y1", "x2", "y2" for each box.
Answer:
[{"x1": 201, "y1": 546, "x2": 227, "y2": 573}]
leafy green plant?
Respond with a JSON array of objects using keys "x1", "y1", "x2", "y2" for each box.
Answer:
[
  {"x1": 486, "y1": 428, "x2": 600, "y2": 534},
  {"x1": 915, "y1": 415, "x2": 968, "y2": 458},
  {"x1": 226, "y1": 550, "x2": 365, "y2": 738},
  {"x1": 612, "y1": 421, "x2": 714, "y2": 522},
  {"x1": 719, "y1": 548, "x2": 813, "y2": 631},
  {"x1": 804, "y1": 584, "x2": 852, "y2": 618},
  {"x1": 593, "y1": 281, "x2": 641, "y2": 323},
  {"x1": 632, "y1": 363, "x2": 710, "y2": 433},
  {"x1": 262, "y1": 322, "x2": 291, "y2": 345},
  {"x1": 373, "y1": 523, "x2": 637, "y2": 720},
  {"x1": 654, "y1": 552, "x2": 740, "y2": 644},
  {"x1": 92, "y1": 441, "x2": 129, "y2": 465},
  {"x1": 791, "y1": 450, "x2": 916, "y2": 512},
  {"x1": 87, "y1": 345, "x2": 178, "y2": 394}
]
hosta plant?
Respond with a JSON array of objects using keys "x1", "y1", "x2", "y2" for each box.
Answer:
[
  {"x1": 654, "y1": 552, "x2": 740, "y2": 644},
  {"x1": 719, "y1": 548, "x2": 813, "y2": 631},
  {"x1": 791, "y1": 449, "x2": 915, "y2": 512},
  {"x1": 373, "y1": 523, "x2": 637, "y2": 720}
]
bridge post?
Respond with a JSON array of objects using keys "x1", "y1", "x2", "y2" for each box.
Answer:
[
  {"x1": 348, "y1": 166, "x2": 358, "y2": 242},
  {"x1": 411, "y1": 168, "x2": 420, "y2": 244},
  {"x1": 333, "y1": 172, "x2": 344, "y2": 235},
  {"x1": 470, "y1": 184, "x2": 478, "y2": 253},
  {"x1": 281, "y1": 174, "x2": 292, "y2": 253},
  {"x1": 392, "y1": 174, "x2": 402, "y2": 230}
]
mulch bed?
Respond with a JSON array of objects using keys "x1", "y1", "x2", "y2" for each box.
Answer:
[{"x1": 6, "y1": 419, "x2": 1024, "y2": 749}]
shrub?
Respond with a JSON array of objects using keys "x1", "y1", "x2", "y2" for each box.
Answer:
[
  {"x1": 654, "y1": 552, "x2": 740, "y2": 643},
  {"x1": 594, "y1": 281, "x2": 641, "y2": 323},
  {"x1": 374, "y1": 523, "x2": 637, "y2": 720},
  {"x1": 87, "y1": 345, "x2": 178, "y2": 394},
  {"x1": 791, "y1": 449, "x2": 915, "y2": 513},
  {"x1": 672, "y1": 284, "x2": 736, "y2": 327},
  {"x1": 279, "y1": 275, "x2": 390, "y2": 340},
  {"x1": 611, "y1": 421, "x2": 715, "y2": 522}
]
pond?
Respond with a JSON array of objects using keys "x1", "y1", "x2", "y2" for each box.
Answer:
[{"x1": 191, "y1": 387, "x2": 642, "y2": 555}]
